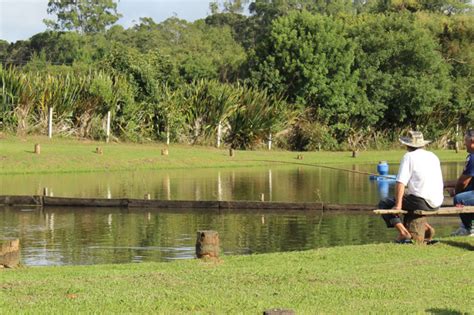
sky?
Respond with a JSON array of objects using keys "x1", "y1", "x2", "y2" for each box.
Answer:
[{"x1": 0, "y1": 0, "x2": 214, "y2": 43}]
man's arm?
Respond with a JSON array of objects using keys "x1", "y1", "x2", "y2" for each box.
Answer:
[
  {"x1": 393, "y1": 182, "x2": 405, "y2": 210},
  {"x1": 455, "y1": 175, "x2": 472, "y2": 194},
  {"x1": 444, "y1": 180, "x2": 457, "y2": 188}
]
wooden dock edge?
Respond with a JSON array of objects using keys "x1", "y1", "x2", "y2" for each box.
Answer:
[{"x1": 0, "y1": 195, "x2": 380, "y2": 211}]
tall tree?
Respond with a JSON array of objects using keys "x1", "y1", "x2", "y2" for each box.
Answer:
[
  {"x1": 210, "y1": 0, "x2": 250, "y2": 14},
  {"x1": 251, "y1": 11, "x2": 360, "y2": 134},
  {"x1": 44, "y1": 0, "x2": 122, "y2": 34},
  {"x1": 348, "y1": 13, "x2": 451, "y2": 131}
]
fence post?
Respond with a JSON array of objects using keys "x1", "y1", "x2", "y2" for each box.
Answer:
[
  {"x1": 217, "y1": 121, "x2": 222, "y2": 148},
  {"x1": 48, "y1": 107, "x2": 53, "y2": 139},
  {"x1": 106, "y1": 111, "x2": 111, "y2": 143}
]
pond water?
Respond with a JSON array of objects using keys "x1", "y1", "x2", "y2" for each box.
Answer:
[{"x1": 0, "y1": 162, "x2": 465, "y2": 266}]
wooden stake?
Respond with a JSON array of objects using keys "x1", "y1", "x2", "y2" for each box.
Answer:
[
  {"x1": 404, "y1": 214, "x2": 428, "y2": 244},
  {"x1": 229, "y1": 148, "x2": 234, "y2": 157},
  {"x1": 161, "y1": 148, "x2": 169, "y2": 156},
  {"x1": 217, "y1": 121, "x2": 222, "y2": 148},
  {"x1": 195, "y1": 230, "x2": 219, "y2": 259},
  {"x1": 48, "y1": 107, "x2": 53, "y2": 139},
  {"x1": 96, "y1": 147, "x2": 103, "y2": 155},
  {"x1": 0, "y1": 238, "x2": 20, "y2": 268},
  {"x1": 263, "y1": 309, "x2": 295, "y2": 315},
  {"x1": 34, "y1": 143, "x2": 40, "y2": 154},
  {"x1": 106, "y1": 111, "x2": 111, "y2": 143}
]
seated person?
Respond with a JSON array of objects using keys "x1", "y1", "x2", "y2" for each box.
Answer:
[
  {"x1": 445, "y1": 129, "x2": 474, "y2": 236},
  {"x1": 379, "y1": 131, "x2": 443, "y2": 242}
]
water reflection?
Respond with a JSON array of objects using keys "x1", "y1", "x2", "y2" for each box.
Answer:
[
  {"x1": 0, "y1": 206, "x2": 460, "y2": 266},
  {"x1": 0, "y1": 163, "x2": 463, "y2": 204},
  {"x1": 0, "y1": 162, "x2": 465, "y2": 266}
]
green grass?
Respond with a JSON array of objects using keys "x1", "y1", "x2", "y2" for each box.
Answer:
[
  {"x1": 1, "y1": 238, "x2": 473, "y2": 314},
  {"x1": 0, "y1": 135, "x2": 466, "y2": 175},
  {"x1": 1, "y1": 136, "x2": 471, "y2": 313}
]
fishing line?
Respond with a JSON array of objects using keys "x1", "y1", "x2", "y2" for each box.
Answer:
[{"x1": 256, "y1": 159, "x2": 396, "y2": 180}]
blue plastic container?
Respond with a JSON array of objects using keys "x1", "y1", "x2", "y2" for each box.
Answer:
[{"x1": 377, "y1": 161, "x2": 389, "y2": 176}]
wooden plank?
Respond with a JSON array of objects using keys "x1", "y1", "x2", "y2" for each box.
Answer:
[
  {"x1": 43, "y1": 197, "x2": 128, "y2": 207},
  {"x1": 0, "y1": 195, "x2": 42, "y2": 206},
  {"x1": 373, "y1": 209, "x2": 408, "y2": 214},
  {"x1": 218, "y1": 201, "x2": 323, "y2": 210},
  {"x1": 128, "y1": 199, "x2": 219, "y2": 209},
  {"x1": 374, "y1": 206, "x2": 474, "y2": 215},
  {"x1": 414, "y1": 207, "x2": 474, "y2": 215},
  {"x1": 324, "y1": 204, "x2": 376, "y2": 211}
]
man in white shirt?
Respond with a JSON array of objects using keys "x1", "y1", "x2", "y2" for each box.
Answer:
[{"x1": 379, "y1": 131, "x2": 444, "y2": 242}]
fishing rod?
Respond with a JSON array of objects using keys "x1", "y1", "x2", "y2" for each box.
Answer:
[{"x1": 257, "y1": 159, "x2": 397, "y2": 180}]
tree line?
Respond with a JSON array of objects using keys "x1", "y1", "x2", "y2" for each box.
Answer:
[{"x1": 1, "y1": 0, "x2": 472, "y2": 150}]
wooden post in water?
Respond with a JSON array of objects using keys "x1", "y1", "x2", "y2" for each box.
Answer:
[
  {"x1": 43, "y1": 187, "x2": 48, "y2": 196},
  {"x1": 34, "y1": 143, "x2": 41, "y2": 154},
  {"x1": 404, "y1": 214, "x2": 428, "y2": 244},
  {"x1": 268, "y1": 133, "x2": 272, "y2": 150},
  {"x1": 195, "y1": 230, "x2": 219, "y2": 259},
  {"x1": 352, "y1": 150, "x2": 358, "y2": 158},
  {"x1": 144, "y1": 193, "x2": 151, "y2": 200},
  {"x1": 0, "y1": 238, "x2": 20, "y2": 268},
  {"x1": 229, "y1": 148, "x2": 234, "y2": 157}
]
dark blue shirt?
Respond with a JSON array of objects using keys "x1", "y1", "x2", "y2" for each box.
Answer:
[{"x1": 462, "y1": 153, "x2": 474, "y2": 191}]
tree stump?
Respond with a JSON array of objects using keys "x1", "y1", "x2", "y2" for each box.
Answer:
[
  {"x1": 296, "y1": 154, "x2": 303, "y2": 160},
  {"x1": 0, "y1": 238, "x2": 20, "y2": 268},
  {"x1": 404, "y1": 214, "x2": 428, "y2": 244},
  {"x1": 229, "y1": 148, "x2": 234, "y2": 157},
  {"x1": 352, "y1": 150, "x2": 358, "y2": 158},
  {"x1": 161, "y1": 148, "x2": 169, "y2": 156},
  {"x1": 263, "y1": 309, "x2": 295, "y2": 315},
  {"x1": 196, "y1": 230, "x2": 219, "y2": 259},
  {"x1": 96, "y1": 147, "x2": 103, "y2": 155},
  {"x1": 34, "y1": 143, "x2": 40, "y2": 154}
]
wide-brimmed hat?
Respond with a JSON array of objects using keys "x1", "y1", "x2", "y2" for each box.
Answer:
[{"x1": 399, "y1": 131, "x2": 431, "y2": 148}]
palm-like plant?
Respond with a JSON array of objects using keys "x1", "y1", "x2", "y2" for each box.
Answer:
[{"x1": 226, "y1": 85, "x2": 289, "y2": 149}]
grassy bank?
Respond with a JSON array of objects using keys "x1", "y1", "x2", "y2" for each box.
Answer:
[
  {"x1": 1, "y1": 238, "x2": 473, "y2": 313},
  {"x1": 0, "y1": 135, "x2": 466, "y2": 175}
]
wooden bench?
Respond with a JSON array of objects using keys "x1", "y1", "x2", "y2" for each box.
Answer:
[{"x1": 373, "y1": 206, "x2": 474, "y2": 244}]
